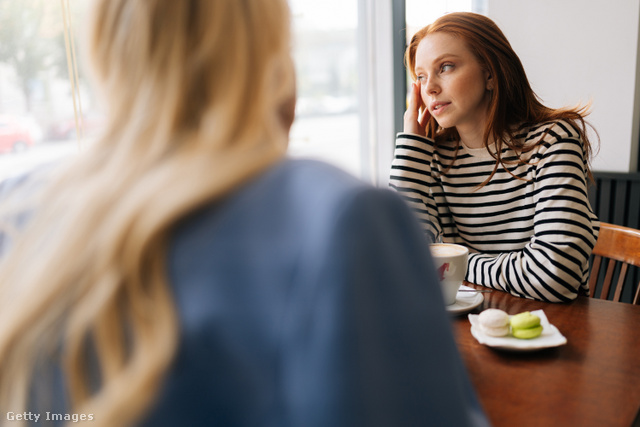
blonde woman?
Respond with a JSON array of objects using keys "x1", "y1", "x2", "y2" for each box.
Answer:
[{"x1": 0, "y1": 1, "x2": 488, "y2": 426}]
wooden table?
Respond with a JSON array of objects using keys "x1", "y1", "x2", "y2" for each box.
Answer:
[{"x1": 453, "y1": 283, "x2": 640, "y2": 427}]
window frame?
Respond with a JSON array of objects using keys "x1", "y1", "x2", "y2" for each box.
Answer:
[{"x1": 357, "y1": 0, "x2": 406, "y2": 186}]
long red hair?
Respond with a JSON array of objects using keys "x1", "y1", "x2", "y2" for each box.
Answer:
[{"x1": 405, "y1": 12, "x2": 597, "y2": 181}]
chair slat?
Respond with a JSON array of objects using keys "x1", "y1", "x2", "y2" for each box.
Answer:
[
  {"x1": 589, "y1": 256, "x2": 602, "y2": 298},
  {"x1": 600, "y1": 261, "x2": 616, "y2": 300},
  {"x1": 612, "y1": 263, "x2": 629, "y2": 302}
]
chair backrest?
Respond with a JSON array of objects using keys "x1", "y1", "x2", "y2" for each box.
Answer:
[{"x1": 589, "y1": 222, "x2": 640, "y2": 304}]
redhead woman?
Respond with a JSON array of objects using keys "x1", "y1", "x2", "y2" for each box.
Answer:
[
  {"x1": 390, "y1": 12, "x2": 599, "y2": 303},
  {"x1": 0, "y1": 1, "x2": 488, "y2": 426}
]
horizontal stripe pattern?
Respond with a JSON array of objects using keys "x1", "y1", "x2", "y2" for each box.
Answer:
[{"x1": 389, "y1": 121, "x2": 599, "y2": 302}]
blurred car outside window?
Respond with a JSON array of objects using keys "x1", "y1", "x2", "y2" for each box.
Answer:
[{"x1": 0, "y1": 115, "x2": 37, "y2": 154}]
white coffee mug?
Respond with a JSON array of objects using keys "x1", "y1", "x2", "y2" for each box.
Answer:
[{"x1": 429, "y1": 243, "x2": 469, "y2": 305}]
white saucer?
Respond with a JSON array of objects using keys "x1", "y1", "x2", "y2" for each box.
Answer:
[
  {"x1": 468, "y1": 309, "x2": 567, "y2": 352},
  {"x1": 446, "y1": 285, "x2": 484, "y2": 314}
]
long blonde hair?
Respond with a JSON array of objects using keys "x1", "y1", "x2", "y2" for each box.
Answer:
[{"x1": 0, "y1": 0, "x2": 294, "y2": 425}]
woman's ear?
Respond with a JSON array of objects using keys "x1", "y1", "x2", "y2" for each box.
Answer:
[
  {"x1": 485, "y1": 72, "x2": 494, "y2": 91},
  {"x1": 279, "y1": 90, "x2": 296, "y2": 135},
  {"x1": 277, "y1": 56, "x2": 297, "y2": 136}
]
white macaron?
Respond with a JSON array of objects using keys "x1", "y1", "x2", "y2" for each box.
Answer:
[{"x1": 478, "y1": 308, "x2": 510, "y2": 337}]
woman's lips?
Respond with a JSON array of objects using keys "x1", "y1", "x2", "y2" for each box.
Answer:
[{"x1": 430, "y1": 101, "x2": 450, "y2": 117}]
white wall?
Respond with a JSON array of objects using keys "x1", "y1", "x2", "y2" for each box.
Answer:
[{"x1": 487, "y1": 0, "x2": 640, "y2": 172}]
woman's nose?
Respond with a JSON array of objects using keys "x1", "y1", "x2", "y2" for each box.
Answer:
[{"x1": 424, "y1": 76, "x2": 440, "y2": 95}]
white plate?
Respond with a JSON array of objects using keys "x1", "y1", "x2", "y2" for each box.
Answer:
[
  {"x1": 468, "y1": 309, "x2": 567, "y2": 351},
  {"x1": 446, "y1": 285, "x2": 484, "y2": 314}
]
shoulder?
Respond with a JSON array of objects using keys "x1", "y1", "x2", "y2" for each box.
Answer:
[
  {"x1": 395, "y1": 133, "x2": 436, "y2": 154},
  {"x1": 261, "y1": 158, "x2": 413, "y2": 225},
  {"x1": 394, "y1": 133, "x2": 460, "y2": 159},
  {"x1": 518, "y1": 120, "x2": 581, "y2": 145},
  {"x1": 269, "y1": 158, "x2": 365, "y2": 191},
  {"x1": 517, "y1": 120, "x2": 585, "y2": 157},
  {"x1": 257, "y1": 158, "x2": 388, "y2": 212},
  {"x1": 396, "y1": 132, "x2": 434, "y2": 145},
  {"x1": 173, "y1": 158, "x2": 414, "y2": 251}
]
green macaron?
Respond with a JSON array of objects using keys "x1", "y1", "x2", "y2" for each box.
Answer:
[
  {"x1": 512, "y1": 325, "x2": 543, "y2": 339},
  {"x1": 510, "y1": 311, "x2": 542, "y2": 339}
]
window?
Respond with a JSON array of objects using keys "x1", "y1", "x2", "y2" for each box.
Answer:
[
  {"x1": 289, "y1": 0, "x2": 409, "y2": 186},
  {"x1": 287, "y1": 0, "x2": 361, "y2": 178},
  {"x1": 3, "y1": 1, "x2": 462, "y2": 185},
  {"x1": 287, "y1": 0, "x2": 484, "y2": 184},
  {"x1": 1, "y1": 1, "x2": 370, "y2": 183},
  {"x1": 0, "y1": 0, "x2": 93, "y2": 182}
]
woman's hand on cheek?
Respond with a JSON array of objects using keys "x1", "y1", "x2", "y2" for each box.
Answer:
[{"x1": 403, "y1": 82, "x2": 430, "y2": 136}]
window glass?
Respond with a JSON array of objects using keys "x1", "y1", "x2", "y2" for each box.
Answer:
[
  {"x1": 0, "y1": 0, "x2": 94, "y2": 182},
  {"x1": 0, "y1": 1, "x2": 364, "y2": 182},
  {"x1": 287, "y1": 0, "x2": 361, "y2": 177}
]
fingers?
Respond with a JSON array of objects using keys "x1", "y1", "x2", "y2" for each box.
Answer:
[
  {"x1": 407, "y1": 82, "x2": 420, "y2": 113},
  {"x1": 403, "y1": 82, "x2": 428, "y2": 136},
  {"x1": 418, "y1": 101, "x2": 431, "y2": 128},
  {"x1": 416, "y1": 86, "x2": 430, "y2": 126}
]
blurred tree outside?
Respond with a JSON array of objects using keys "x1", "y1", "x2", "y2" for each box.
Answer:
[
  {"x1": 0, "y1": 0, "x2": 67, "y2": 113},
  {"x1": 0, "y1": 0, "x2": 97, "y2": 143}
]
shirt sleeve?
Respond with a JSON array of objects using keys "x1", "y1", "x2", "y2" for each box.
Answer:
[
  {"x1": 388, "y1": 132, "x2": 442, "y2": 243},
  {"x1": 466, "y1": 134, "x2": 599, "y2": 302},
  {"x1": 281, "y1": 186, "x2": 490, "y2": 427}
]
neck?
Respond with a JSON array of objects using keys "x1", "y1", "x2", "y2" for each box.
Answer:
[
  {"x1": 457, "y1": 95, "x2": 492, "y2": 149},
  {"x1": 457, "y1": 126, "x2": 486, "y2": 149}
]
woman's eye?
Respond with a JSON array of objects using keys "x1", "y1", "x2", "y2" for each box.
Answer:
[
  {"x1": 441, "y1": 63, "x2": 454, "y2": 73},
  {"x1": 416, "y1": 75, "x2": 427, "y2": 85}
]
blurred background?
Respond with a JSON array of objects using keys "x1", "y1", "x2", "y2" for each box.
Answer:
[
  {"x1": 1, "y1": 0, "x2": 638, "y2": 190},
  {"x1": 0, "y1": 0, "x2": 481, "y2": 183}
]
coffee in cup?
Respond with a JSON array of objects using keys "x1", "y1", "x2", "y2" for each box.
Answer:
[{"x1": 429, "y1": 243, "x2": 469, "y2": 305}]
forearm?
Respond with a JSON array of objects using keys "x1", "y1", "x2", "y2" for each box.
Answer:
[
  {"x1": 465, "y1": 138, "x2": 598, "y2": 302},
  {"x1": 466, "y1": 248, "x2": 588, "y2": 302},
  {"x1": 389, "y1": 133, "x2": 442, "y2": 242}
]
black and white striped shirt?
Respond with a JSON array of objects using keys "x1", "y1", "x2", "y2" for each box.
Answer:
[{"x1": 389, "y1": 120, "x2": 599, "y2": 302}]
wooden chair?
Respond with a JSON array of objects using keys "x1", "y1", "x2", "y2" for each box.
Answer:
[{"x1": 589, "y1": 222, "x2": 640, "y2": 304}]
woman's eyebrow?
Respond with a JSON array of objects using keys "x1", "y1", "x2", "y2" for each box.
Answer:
[
  {"x1": 416, "y1": 53, "x2": 461, "y2": 72},
  {"x1": 429, "y1": 53, "x2": 460, "y2": 65}
]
